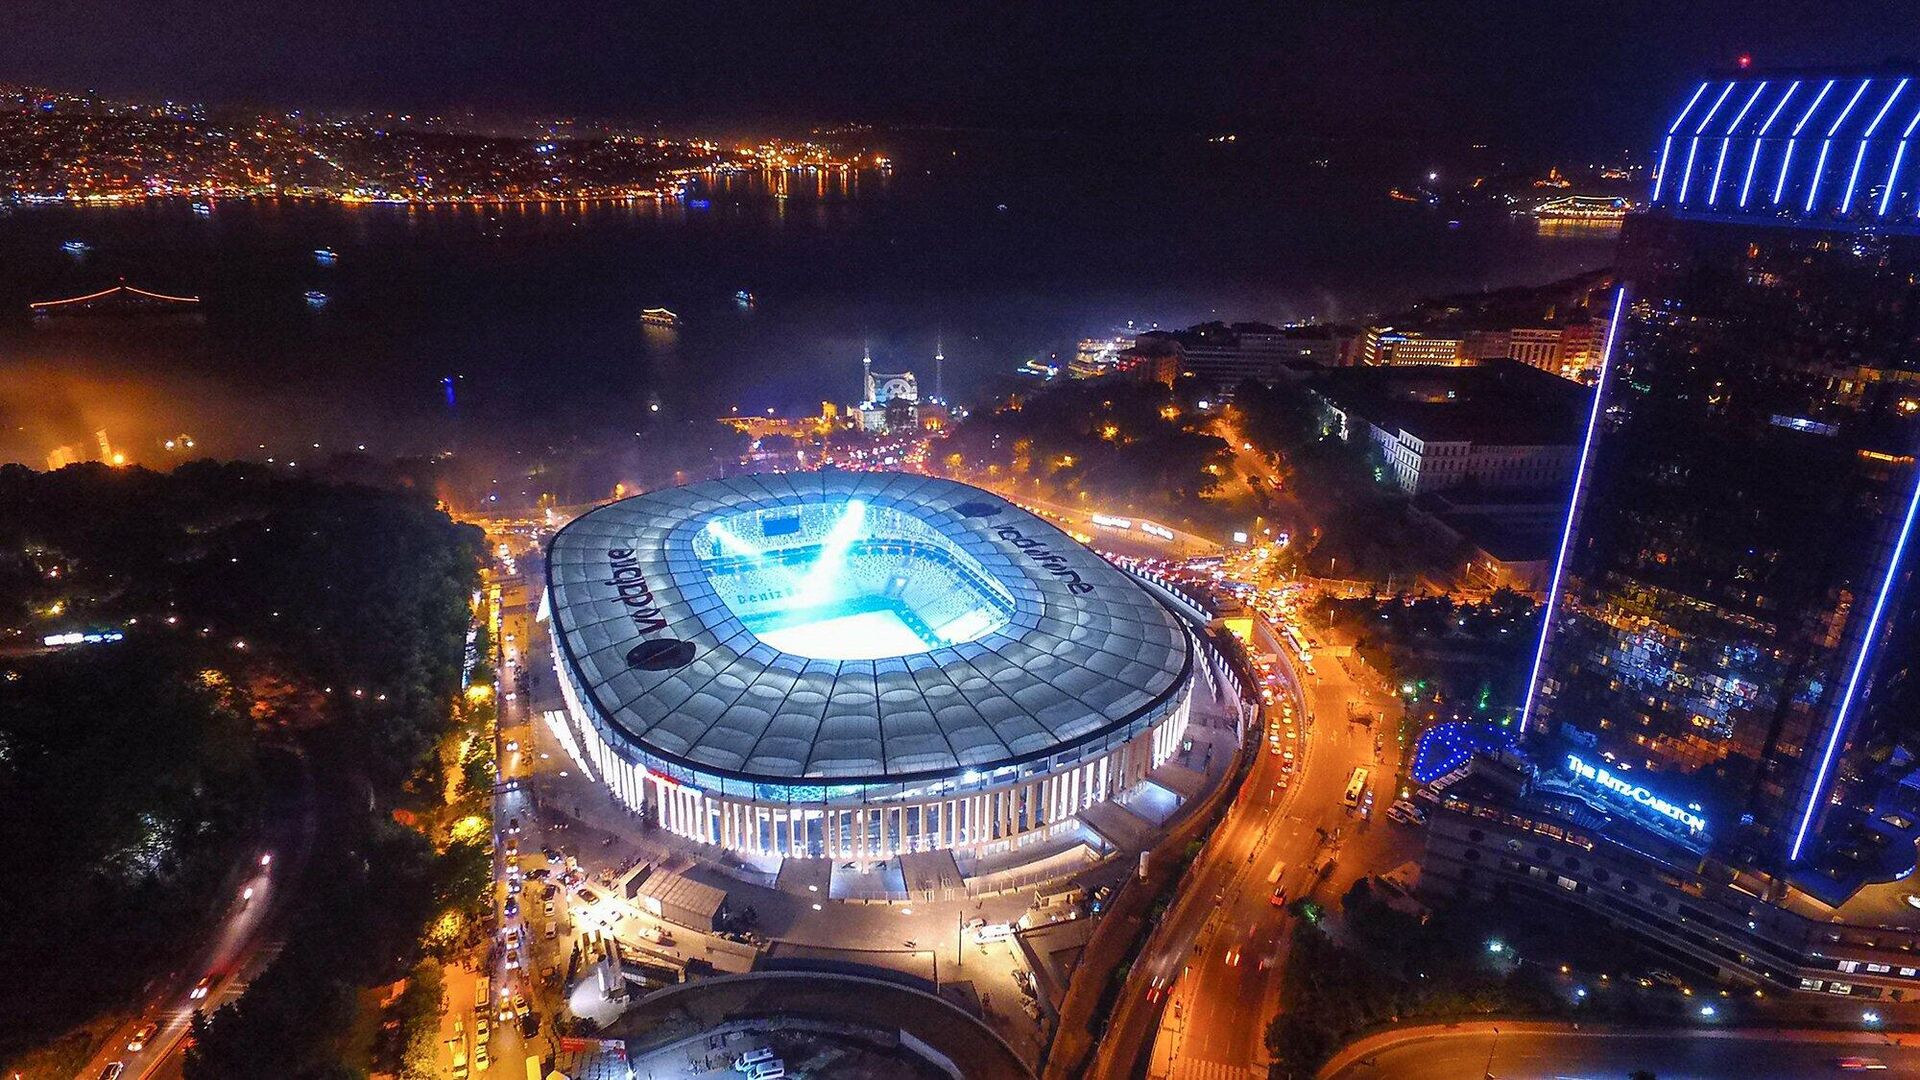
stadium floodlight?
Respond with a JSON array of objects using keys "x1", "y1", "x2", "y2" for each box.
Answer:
[
  {"x1": 796, "y1": 498, "x2": 868, "y2": 604},
  {"x1": 706, "y1": 520, "x2": 767, "y2": 560}
]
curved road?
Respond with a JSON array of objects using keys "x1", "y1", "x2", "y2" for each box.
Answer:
[
  {"x1": 1090, "y1": 612, "x2": 1408, "y2": 1079},
  {"x1": 75, "y1": 752, "x2": 318, "y2": 1080},
  {"x1": 1329, "y1": 1027, "x2": 1920, "y2": 1079}
]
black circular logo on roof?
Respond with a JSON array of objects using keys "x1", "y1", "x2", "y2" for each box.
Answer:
[
  {"x1": 954, "y1": 500, "x2": 1004, "y2": 519},
  {"x1": 627, "y1": 637, "x2": 696, "y2": 672}
]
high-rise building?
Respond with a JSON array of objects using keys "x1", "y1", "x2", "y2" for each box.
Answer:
[{"x1": 1523, "y1": 67, "x2": 1920, "y2": 870}]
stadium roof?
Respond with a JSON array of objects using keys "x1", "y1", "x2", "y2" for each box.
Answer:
[{"x1": 545, "y1": 472, "x2": 1191, "y2": 785}]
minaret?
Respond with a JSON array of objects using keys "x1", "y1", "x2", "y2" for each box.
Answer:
[
  {"x1": 862, "y1": 342, "x2": 875, "y2": 404},
  {"x1": 933, "y1": 336, "x2": 946, "y2": 404}
]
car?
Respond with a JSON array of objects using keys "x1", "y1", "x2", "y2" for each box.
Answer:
[
  {"x1": 543, "y1": 899, "x2": 555, "y2": 918},
  {"x1": 505, "y1": 739, "x2": 519, "y2": 752},
  {"x1": 190, "y1": 975, "x2": 213, "y2": 1000},
  {"x1": 475, "y1": 1015, "x2": 490, "y2": 1042},
  {"x1": 543, "y1": 922, "x2": 557, "y2": 939},
  {"x1": 1282, "y1": 750, "x2": 1295, "y2": 764},
  {"x1": 1270, "y1": 887, "x2": 1288, "y2": 907},
  {"x1": 99, "y1": 1064, "x2": 124, "y2": 1080},
  {"x1": 576, "y1": 887, "x2": 600, "y2": 905},
  {"x1": 504, "y1": 897, "x2": 519, "y2": 918},
  {"x1": 1648, "y1": 969, "x2": 1686, "y2": 991},
  {"x1": 505, "y1": 928, "x2": 521, "y2": 949},
  {"x1": 1268, "y1": 743, "x2": 1282, "y2": 755},
  {"x1": 1836, "y1": 1058, "x2": 1888, "y2": 1071},
  {"x1": 506, "y1": 949, "x2": 521, "y2": 971},
  {"x1": 127, "y1": 1021, "x2": 160, "y2": 1052},
  {"x1": 1146, "y1": 974, "x2": 1171, "y2": 1003},
  {"x1": 504, "y1": 836, "x2": 518, "y2": 855},
  {"x1": 507, "y1": 878, "x2": 522, "y2": 895},
  {"x1": 473, "y1": 1041, "x2": 491, "y2": 1070},
  {"x1": 512, "y1": 993, "x2": 531, "y2": 1020},
  {"x1": 507, "y1": 816, "x2": 520, "y2": 834}
]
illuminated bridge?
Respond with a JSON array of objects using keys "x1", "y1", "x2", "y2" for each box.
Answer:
[
  {"x1": 542, "y1": 472, "x2": 1196, "y2": 861},
  {"x1": 1647, "y1": 67, "x2": 1920, "y2": 228},
  {"x1": 29, "y1": 282, "x2": 203, "y2": 320}
]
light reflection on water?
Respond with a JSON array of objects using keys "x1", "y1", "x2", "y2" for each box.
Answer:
[{"x1": 0, "y1": 136, "x2": 1614, "y2": 503}]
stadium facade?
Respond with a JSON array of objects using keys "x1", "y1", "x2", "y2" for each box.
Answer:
[{"x1": 543, "y1": 472, "x2": 1196, "y2": 861}]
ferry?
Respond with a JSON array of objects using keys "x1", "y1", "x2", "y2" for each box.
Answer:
[
  {"x1": 641, "y1": 307, "x2": 682, "y2": 328},
  {"x1": 313, "y1": 247, "x2": 339, "y2": 264},
  {"x1": 734, "y1": 290, "x2": 755, "y2": 307},
  {"x1": 304, "y1": 290, "x2": 330, "y2": 308},
  {"x1": 1531, "y1": 194, "x2": 1630, "y2": 223},
  {"x1": 191, "y1": 201, "x2": 213, "y2": 216},
  {"x1": 62, "y1": 240, "x2": 90, "y2": 256}
]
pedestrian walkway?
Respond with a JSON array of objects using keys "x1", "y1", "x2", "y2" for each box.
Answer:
[{"x1": 1168, "y1": 1056, "x2": 1266, "y2": 1079}]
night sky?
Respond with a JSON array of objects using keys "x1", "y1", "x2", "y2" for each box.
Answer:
[{"x1": 2, "y1": 2, "x2": 1913, "y2": 151}]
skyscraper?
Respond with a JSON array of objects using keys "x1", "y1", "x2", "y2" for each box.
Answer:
[{"x1": 1523, "y1": 67, "x2": 1920, "y2": 869}]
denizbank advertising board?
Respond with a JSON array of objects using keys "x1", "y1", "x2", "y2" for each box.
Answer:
[{"x1": 1566, "y1": 754, "x2": 1706, "y2": 835}]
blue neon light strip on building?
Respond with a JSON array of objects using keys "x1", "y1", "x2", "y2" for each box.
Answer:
[
  {"x1": 1807, "y1": 80, "x2": 1872, "y2": 212},
  {"x1": 1653, "y1": 81, "x2": 1711, "y2": 204},
  {"x1": 1652, "y1": 138, "x2": 1676, "y2": 203},
  {"x1": 1841, "y1": 80, "x2": 1903, "y2": 214},
  {"x1": 1776, "y1": 79, "x2": 1836, "y2": 205},
  {"x1": 1893, "y1": 104, "x2": 1920, "y2": 217},
  {"x1": 1679, "y1": 83, "x2": 1737, "y2": 204},
  {"x1": 1518, "y1": 287, "x2": 1627, "y2": 737},
  {"x1": 1886, "y1": 141, "x2": 1910, "y2": 216},
  {"x1": 1743, "y1": 80, "x2": 1800, "y2": 208},
  {"x1": 1711, "y1": 82, "x2": 1768, "y2": 205},
  {"x1": 1677, "y1": 139, "x2": 1704, "y2": 204},
  {"x1": 1850, "y1": 78, "x2": 1912, "y2": 215},
  {"x1": 1788, "y1": 461, "x2": 1920, "y2": 862}
]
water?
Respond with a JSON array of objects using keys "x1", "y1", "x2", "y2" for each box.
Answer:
[{"x1": 0, "y1": 130, "x2": 1615, "y2": 496}]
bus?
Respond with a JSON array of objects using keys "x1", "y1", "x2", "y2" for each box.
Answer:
[{"x1": 1344, "y1": 767, "x2": 1370, "y2": 809}]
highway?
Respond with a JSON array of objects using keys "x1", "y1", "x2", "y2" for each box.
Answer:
[{"x1": 1328, "y1": 1025, "x2": 1920, "y2": 1079}]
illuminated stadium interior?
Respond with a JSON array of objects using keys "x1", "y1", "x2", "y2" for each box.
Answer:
[{"x1": 693, "y1": 498, "x2": 1016, "y2": 660}]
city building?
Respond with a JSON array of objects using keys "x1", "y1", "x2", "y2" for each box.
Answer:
[
  {"x1": 1312, "y1": 360, "x2": 1586, "y2": 495},
  {"x1": 1148, "y1": 322, "x2": 1357, "y2": 389},
  {"x1": 1357, "y1": 327, "x2": 1467, "y2": 367},
  {"x1": 541, "y1": 472, "x2": 1196, "y2": 863},
  {"x1": 1422, "y1": 754, "x2": 1920, "y2": 1003},
  {"x1": 1524, "y1": 67, "x2": 1920, "y2": 874},
  {"x1": 854, "y1": 345, "x2": 921, "y2": 433},
  {"x1": 1430, "y1": 68, "x2": 1920, "y2": 999}
]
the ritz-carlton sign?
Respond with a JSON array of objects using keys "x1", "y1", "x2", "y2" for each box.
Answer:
[{"x1": 1566, "y1": 754, "x2": 1707, "y2": 834}]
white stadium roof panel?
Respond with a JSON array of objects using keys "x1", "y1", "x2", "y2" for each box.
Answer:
[{"x1": 546, "y1": 472, "x2": 1190, "y2": 784}]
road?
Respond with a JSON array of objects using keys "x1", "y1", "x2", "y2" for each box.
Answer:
[
  {"x1": 75, "y1": 754, "x2": 318, "y2": 1080},
  {"x1": 1087, "y1": 608, "x2": 1414, "y2": 1079},
  {"x1": 1329, "y1": 1026, "x2": 1920, "y2": 1079}
]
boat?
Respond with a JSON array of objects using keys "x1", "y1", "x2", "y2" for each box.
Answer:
[
  {"x1": 641, "y1": 307, "x2": 681, "y2": 328},
  {"x1": 191, "y1": 201, "x2": 212, "y2": 216},
  {"x1": 62, "y1": 240, "x2": 90, "y2": 255},
  {"x1": 313, "y1": 247, "x2": 338, "y2": 264},
  {"x1": 304, "y1": 290, "x2": 330, "y2": 307},
  {"x1": 734, "y1": 290, "x2": 755, "y2": 307},
  {"x1": 1531, "y1": 194, "x2": 1631, "y2": 223}
]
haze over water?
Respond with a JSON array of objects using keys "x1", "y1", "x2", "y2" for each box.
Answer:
[{"x1": 0, "y1": 130, "x2": 1615, "y2": 482}]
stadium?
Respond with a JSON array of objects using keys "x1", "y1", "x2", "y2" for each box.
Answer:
[{"x1": 542, "y1": 471, "x2": 1196, "y2": 861}]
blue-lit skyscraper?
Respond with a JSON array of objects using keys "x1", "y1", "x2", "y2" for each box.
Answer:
[{"x1": 1524, "y1": 67, "x2": 1920, "y2": 872}]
